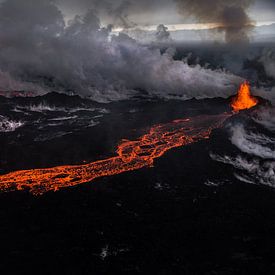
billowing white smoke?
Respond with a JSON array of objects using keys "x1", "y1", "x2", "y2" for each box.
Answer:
[{"x1": 0, "y1": 0, "x2": 242, "y2": 102}]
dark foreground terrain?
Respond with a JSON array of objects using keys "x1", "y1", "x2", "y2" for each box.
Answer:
[{"x1": 0, "y1": 93, "x2": 274, "y2": 274}]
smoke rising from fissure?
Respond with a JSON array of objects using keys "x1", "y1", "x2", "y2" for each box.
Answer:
[{"x1": 175, "y1": 0, "x2": 255, "y2": 43}]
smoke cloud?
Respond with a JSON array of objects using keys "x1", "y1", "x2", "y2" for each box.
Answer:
[
  {"x1": 155, "y1": 24, "x2": 171, "y2": 42},
  {"x1": 260, "y1": 48, "x2": 275, "y2": 79},
  {"x1": 253, "y1": 106, "x2": 275, "y2": 131},
  {"x1": 0, "y1": 0, "x2": 242, "y2": 102},
  {"x1": 175, "y1": 0, "x2": 254, "y2": 43}
]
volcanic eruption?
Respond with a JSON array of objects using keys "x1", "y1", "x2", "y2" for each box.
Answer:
[
  {"x1": 0, "y1": 81, "x2": 261, "y2": 195},
  {"x1": 231, "y1": 81, "x2": 258, "y2": 112}
]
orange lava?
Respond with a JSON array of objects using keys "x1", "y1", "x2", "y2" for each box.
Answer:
[
  {"x1": 231, "y1": 81, "x2": 258, "y2": 112},
  {"x1": 0, "y1": 114, "x2": 229, "y2": 195}
]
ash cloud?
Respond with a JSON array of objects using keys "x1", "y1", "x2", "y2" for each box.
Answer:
[
  {"x1": 175, "y1": 0, "x2": 255, "y2": 43},
  {"x1": 0, "y1": 0, "x2": 242, "y2": 102},
  {"x1": 98, "y1": 0, "x2": 136, "y2": 29},
  {"x1": 155, "y1": 24, "x2": 171, "y2": 42}
]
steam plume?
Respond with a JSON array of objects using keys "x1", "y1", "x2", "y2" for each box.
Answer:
[{"x1": 175, "y1": 0, "x2": 255, "y2": 43}]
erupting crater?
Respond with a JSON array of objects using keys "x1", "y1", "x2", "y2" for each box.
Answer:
[{"x1": 231, "y1": 81, "x2": 258, "y2": 112}]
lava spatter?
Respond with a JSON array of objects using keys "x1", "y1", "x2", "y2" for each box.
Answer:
[
  {"x1": 231, "y1": 81, "x2": 258, "y2": 112},
  {"x1": 0, "y1": 114, "x2": 229, "y2": 195}
]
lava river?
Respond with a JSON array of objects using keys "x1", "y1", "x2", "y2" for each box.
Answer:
[{"x1": 0, "y1": 114, "x2": 230, "y2": 195}]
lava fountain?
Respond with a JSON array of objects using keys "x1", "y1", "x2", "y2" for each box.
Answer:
[
  {"x1": 0, "y1": 114, "x2": 229, "y2": 195},
  {"x1": 231, "y1": 81, "x2": 258, "y2": 112}
]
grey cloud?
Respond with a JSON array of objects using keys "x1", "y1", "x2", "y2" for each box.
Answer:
[
  {"x1": 260, "y1": 48, "x2": 275, "y2": 79},
  {"x1": 155, "y1": 24, "x2": 171, "y2": 42}
]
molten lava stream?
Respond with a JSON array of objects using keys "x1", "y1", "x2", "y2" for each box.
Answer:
[
  {"x1": 231, "y1": 81, "x2": 258, "y2": 112},
  {"x1": 0, "y1": 114, "x2": 230, "y2": 195}
]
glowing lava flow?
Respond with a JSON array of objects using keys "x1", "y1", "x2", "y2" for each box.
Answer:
[
  {"x1": 231, "y1": 81, "x2": 258, "y2": 112},
  {"x1": 0, "y1": 114, "x2": 229, "y2": 195}
]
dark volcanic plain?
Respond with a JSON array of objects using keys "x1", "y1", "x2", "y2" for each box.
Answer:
[{"x1": 0, "y1": 93, "x2": 274, "y2": 274}]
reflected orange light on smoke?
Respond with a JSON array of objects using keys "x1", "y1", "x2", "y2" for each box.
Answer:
[
  {"x1": 231, "y1": 81, "x2": 258, "y2": 112},
  {"x1": 0, "y1": 114, "x2": 229, "y2": 195}
]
